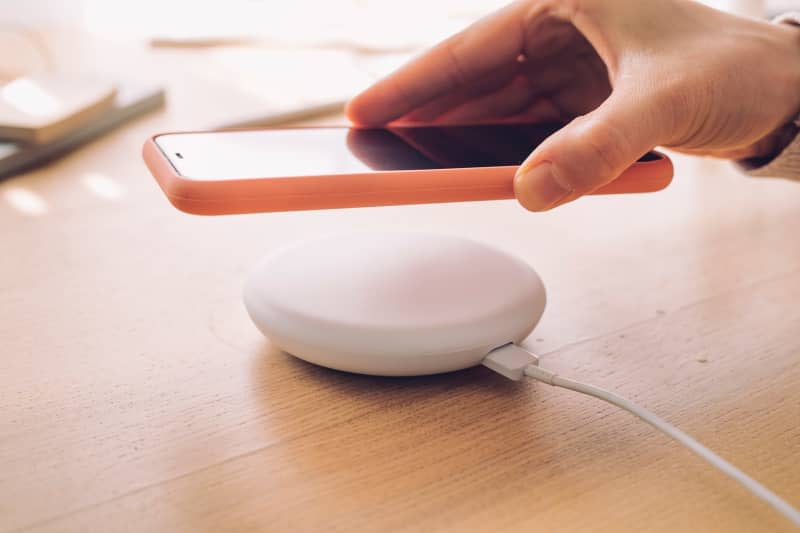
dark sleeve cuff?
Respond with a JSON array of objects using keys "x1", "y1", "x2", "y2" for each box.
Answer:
[{"x1": 739, "y1": 12, "x2": 800, "y2": 179}]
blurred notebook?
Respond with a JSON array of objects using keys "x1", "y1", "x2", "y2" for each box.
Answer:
[
  {"x1": 0, "y1": 83, "x2": 165, "y2": 179},
  {"x1": 0, "y1": 75, "x2": 118, "y2": 144}
]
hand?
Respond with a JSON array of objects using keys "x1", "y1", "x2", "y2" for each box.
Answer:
[{"x1": 346, "y1": 0, "x2": 800, "y2": 211}]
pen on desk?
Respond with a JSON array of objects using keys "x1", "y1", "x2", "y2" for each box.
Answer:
[{"x1": 215, "y1": 99, "x2": 348, "y2": 129}]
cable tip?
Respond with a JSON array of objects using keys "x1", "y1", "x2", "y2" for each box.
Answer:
[{"x1": 482, "y1": 343, "x2": 539, "y2": 381}]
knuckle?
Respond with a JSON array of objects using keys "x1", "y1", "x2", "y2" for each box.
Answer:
[{"x1": 562, "y1": 117, "x2": 632, "y2": 191}]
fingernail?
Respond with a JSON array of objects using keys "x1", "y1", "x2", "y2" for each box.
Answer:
[{"x1": 514, "y1": 162, "x2": 571, "y2": 211}]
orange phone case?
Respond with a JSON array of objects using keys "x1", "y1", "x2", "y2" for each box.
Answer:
[{"x1": 142, "y1": 127, "x2": 673, "y2": 216}]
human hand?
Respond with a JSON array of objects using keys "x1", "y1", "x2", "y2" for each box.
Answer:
[{"x1": 346, "y1": 0, "x2": 800, "y2": 211}]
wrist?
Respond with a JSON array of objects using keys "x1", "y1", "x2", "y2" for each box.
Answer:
[
  {"x1": 774, "y1": 19, "x2": 800, "y2": 122},
  {"x1": 749, "y1": 19, "x2": 800, "y2": 160}
]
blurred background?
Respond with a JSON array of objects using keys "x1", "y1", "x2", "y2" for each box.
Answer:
[
  {"x1": 0, "y1": 0, "x2": 798, "y2": 179},
  {"x1": 2, "y1": 0, "x2": 796, "y2": 117},
  {"x1": 4, "y1": 0, "x2": 797, "y2": 43},
  {"x1": 0, "y1": 0, "x2": 509, "y2": 128}
]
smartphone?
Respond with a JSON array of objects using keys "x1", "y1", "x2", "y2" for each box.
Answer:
[{"x1": 142, "y1": 123, "x2": 673, "y2": 215}]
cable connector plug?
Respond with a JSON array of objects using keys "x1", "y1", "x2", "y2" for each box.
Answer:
[{"x1": 482, "y1": 343, "x2": 539, "y2": 381}]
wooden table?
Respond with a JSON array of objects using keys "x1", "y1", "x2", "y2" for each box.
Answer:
[{"x1": 1, "y1": 32, "x2": 799, "y2": 533}]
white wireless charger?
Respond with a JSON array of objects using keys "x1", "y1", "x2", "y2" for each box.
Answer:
[{"x1": 244, "y1": 232, "x2": 546, "y2": 376}]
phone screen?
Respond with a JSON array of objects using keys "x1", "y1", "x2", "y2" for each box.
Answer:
[{"x1": 155, "y1": 123, "x2": 577, "y2": 181}]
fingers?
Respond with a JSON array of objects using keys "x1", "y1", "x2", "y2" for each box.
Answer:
[
  {"x1": 403, "y1": 54, "x2": 590, "y2": 125},
  {"x1": 346, "y1": 3, "x2": 527, "y2": 125},
  {"x1": 514, "y1": 90, "x2": 664, "y2": 211},
  {"x1": 433, "y1": 75, "x2": 539, "y2": 123},
  {"x1": 401, "y1": 63, "x2": 520, "y2": 123}
]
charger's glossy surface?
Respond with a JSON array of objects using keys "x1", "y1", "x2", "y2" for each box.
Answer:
[{"x1": 244, "y1": 232, "x2": 546, "y2": 376}]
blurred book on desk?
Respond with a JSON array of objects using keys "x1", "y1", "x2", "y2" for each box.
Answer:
[
  {"x1": 0, "y1": 75, "x2": 117, "y2": 144},
  {"x1": 0, "y1": 82, "x2": 165, "y2": 179}
]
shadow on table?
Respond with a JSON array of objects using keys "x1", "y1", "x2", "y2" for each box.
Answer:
[{"x1": 247, "y1": 341, "x2": 645, "y2": 488}]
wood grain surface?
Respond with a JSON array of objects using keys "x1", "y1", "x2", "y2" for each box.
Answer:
[{"x1": 1, "y1": 31, "x2": 799, "y2": 533}]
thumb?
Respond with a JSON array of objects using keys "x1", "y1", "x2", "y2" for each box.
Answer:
[{"x1": 514, "y1": 92, "x2": 662, "y2": 212}]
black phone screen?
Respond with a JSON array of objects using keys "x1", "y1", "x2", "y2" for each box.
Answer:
[{"x1": 155, "y1": 123, "x2": 650, "y2": 181}]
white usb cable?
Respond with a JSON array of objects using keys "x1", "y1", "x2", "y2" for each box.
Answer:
[{"x1": 482, "y1": 343, "x2": 800, "y2": 528}]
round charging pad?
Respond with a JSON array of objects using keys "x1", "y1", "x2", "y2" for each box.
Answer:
[{"x1": 244, "y1": 232, "x2": 546, "y2": 376}]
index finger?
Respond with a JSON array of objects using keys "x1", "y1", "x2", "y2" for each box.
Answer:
[{"x1": 346, "y1": 3, "x2": 527, "y2": 126}]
